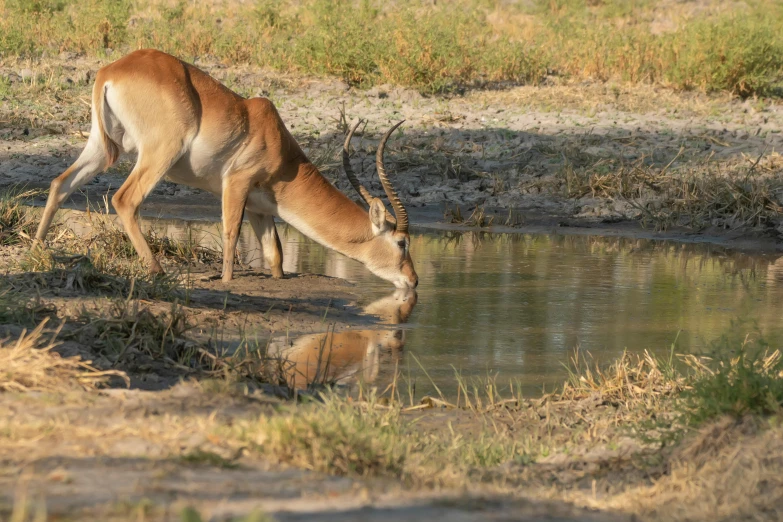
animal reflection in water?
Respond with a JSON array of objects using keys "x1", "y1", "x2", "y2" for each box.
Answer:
[{"x1": 269, "y1": 290, "x2": 417, "y2": 390}]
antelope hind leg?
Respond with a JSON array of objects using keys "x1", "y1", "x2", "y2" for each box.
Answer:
[
  {"x1": 247, "y1": 211, "x2": 284, "y2": 279},
  {"x1": 35, "y1": 134, "x2": 108, "y2": 244},
  {"x1": 111, "y1": 147, "x2": 183, "y2": 275}
]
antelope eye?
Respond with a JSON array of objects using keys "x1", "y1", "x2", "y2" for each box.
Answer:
[{"x1": 397, "y1": 240, "x2": 406, "y2": 250}]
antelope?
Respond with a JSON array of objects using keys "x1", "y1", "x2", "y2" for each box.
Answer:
[
  {"x1": 33, "y1": 49, "x2": 418, "y2": 289},
  {"x1": 270, "y1": 289, "x2": 418, "y2": 389}
]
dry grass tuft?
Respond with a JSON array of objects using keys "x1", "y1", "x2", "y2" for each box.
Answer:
[
  {"x1": 560, "y1": 347, "x2": 683, "y2": 403},
  {"x1": 87, "y1": 216, "x2": 221, "y2": 266},
  {"x1": 0, "y1": 320, "x2": 127, "y2": 392},
  {"x1": 67, "y1": 299, "x2": 201, "y2": 369},
  {"x1": 0, "y1": 188, "x2": 43, "y2": 246},
  {"x1": 444, "y1": 205, "x2": 524, "y2": 228},
  {"x1": 445, "y1": 205, "x2": 494, "y2": 227}
]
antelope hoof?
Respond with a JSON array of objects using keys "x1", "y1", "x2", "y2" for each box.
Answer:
[
  {"x1": 221, "y1": 273, "x2": 233, "y2": 283},
  {"x1": 148, "y1": 260, "x2": 165, "y2": 276},
  {"x1": 271, "y1": 267, "x2": 284, "y2": 279}
]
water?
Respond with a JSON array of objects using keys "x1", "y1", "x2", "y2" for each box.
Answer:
[{"x1": 82, "y1": 212, "x2": 783, "y2": 398}]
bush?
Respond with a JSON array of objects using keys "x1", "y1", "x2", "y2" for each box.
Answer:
[{"x1": 684, "y1": 332, "x2": 783, "y2": 423}]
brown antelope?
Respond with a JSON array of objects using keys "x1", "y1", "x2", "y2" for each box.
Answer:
[
  {"x1": 34, "y1": 49, "x2": 418, "y2": 289},
  {"x1": 270, "y1": 289, "x2": 418, "y2": 389}
]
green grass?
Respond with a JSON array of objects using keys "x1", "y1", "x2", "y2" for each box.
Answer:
[
  {"x1": 179, "y1": 507, "x2": 273, "y2": 522},
  {"x1": 0, "y1": 0, "x2": 781, "y2": 95},
  {"x1": 538, "y1": 3, "x2": 783, "y2": 96},
  {"x1": 236, "y1": 393, "x2": 412, "y2": 477},
  {"x1": 228, "y1": 391, "x2": 518, "y2": 484}
]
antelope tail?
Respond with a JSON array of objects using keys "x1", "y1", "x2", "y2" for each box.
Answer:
[{"x1": 92, "y1": 81, "x2": 120, "y2": 169}]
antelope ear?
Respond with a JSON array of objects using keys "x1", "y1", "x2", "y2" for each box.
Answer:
[{"x1": 369, "y1": 198, "x2": 390, "y2": 236}]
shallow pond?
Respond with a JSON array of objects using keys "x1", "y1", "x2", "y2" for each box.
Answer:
[{"x1": 136, "y1": 215, "x2": 783, "y2": 399}]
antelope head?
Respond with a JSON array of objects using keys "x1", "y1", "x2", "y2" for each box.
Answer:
[{"x1": 343, "y1": 120, "x2": 417, "y2": 289}]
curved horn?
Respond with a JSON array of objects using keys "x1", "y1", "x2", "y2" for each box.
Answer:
[
  {"x1": 342, "y1": 120, "x2": 374, "y2": 207},
  {"x1": 376, "y1": 120, "x2": 408, "y2": 234}
]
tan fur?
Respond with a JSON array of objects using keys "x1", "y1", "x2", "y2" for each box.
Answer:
[{"x1": 34, "y1": 49, "x2": 418, "y2": 288}]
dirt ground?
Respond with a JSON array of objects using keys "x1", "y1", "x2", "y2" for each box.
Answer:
[
  {"x1": 0, "y1": 384, "x2": 628, "y2": 522},
  {"x1": 2, "y1": 53, "x2": 783, "y2": 521}
]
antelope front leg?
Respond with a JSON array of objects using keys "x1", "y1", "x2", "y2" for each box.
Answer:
[
  {"x1": 247, "y1": 212, "x2": 284, "y2": 278},
  {"x1": 220, "y1": 180, "x2": 251, "y2": 282}
]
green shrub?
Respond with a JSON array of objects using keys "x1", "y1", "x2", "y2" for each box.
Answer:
[{"x1": 684, "y1": 331, "x2": 783, "y2": 423}]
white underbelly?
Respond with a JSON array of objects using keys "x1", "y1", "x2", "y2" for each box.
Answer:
[
  {"x1": 164, "y1": 161, "x2": 222, "y2": 195},
  {"x1": 246, "y1": 190, "x2": 278, "y2": 215}
]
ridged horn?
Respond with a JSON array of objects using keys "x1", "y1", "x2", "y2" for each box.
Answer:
[
  {"x1": 376, "y1": 120, "x2": 408, "y2": 234},
  {"x1": 342, "y1": 119, "x2": 374, "y2": 207}
]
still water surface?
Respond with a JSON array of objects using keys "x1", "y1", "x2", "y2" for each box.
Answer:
[{"x1": 148, "y1": 217, "x2": 783, "y2": 398}]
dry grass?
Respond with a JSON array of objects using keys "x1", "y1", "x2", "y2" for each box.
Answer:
[
  {"x1": 17, "y1": 246, "x2": 182, "y2": 301},
  {"x1": 0, "y1": 320, "x2": 126, "y2": 392},
  {"x1": 444, "y1": 205, "x2": 524, "y2": 228},
  {"x1": 221, "y1": 341, "x2": 783, "y2": 520},
  {"x1": 560, "y1": 346, "x2": 683, "y2": 403},
  {"x1": 544, "y1": 150, "x2": 783, "y2": 231},
  {"x1": 0, "y1": 188, "x2": 43, "y2": 246},
  {"x1": 12, "y1": 209, "x2": 195, "y2": 301},
  {"x1": 87, "y1": 216, "x2": 221, "y2": 266},
  {"x1": 67, "y1": 299, "x2": 196, "y2": 368},
  {"x1": 228, "y1": 351, "x2": 673, "y2": 486}
]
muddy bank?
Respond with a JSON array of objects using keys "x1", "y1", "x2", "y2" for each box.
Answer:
[
  {"x1": 1, "y1": 55, "x2": 782, "y2": 253},
  {"x1": 0, "y1": 207, "x2": 413, "y2": 392}
]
